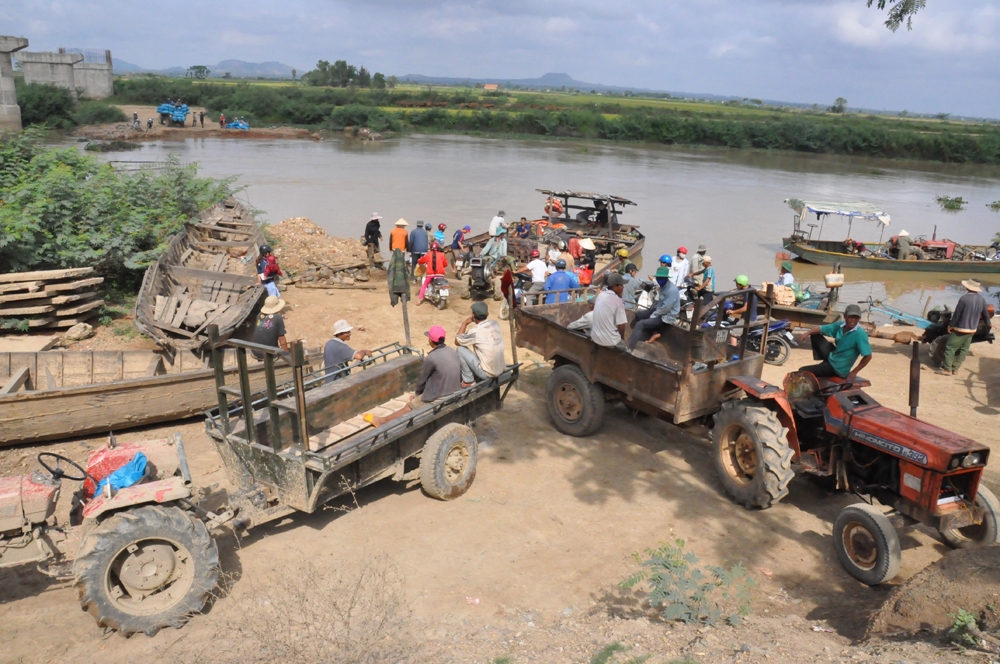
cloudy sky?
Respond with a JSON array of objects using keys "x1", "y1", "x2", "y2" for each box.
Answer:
[{"x1": 5, "y1": 0, "x2": 999, "y2": 117}]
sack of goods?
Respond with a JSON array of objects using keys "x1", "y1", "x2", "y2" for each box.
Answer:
[{"x1": 760, "y1": 282, "x2": 796, "y2": 306}]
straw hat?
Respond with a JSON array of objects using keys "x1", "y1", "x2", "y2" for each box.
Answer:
[
  {"x1": 333, "y1": 319, "x2": 353, "y2": 336},
  {"x1": 394, "y1": 218, "x2": 409, "y2": 227},
  {"x1": 370, "y1": 212, "x2": 382, "y2": 221},
  {"x1": 260, "y1": 295, "x2": 285, "y2": 315},
  {"x1": 579, "y1": 238, "x2": 596, "y2": 251},
  {"x1": 962, "y1": 279, "x2": 982, "y2": 293},
  {"x1": 898, "y1": 229, "x2": 910, "y2": 237}
]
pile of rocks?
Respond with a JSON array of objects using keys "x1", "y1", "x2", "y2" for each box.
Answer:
[{"x1": 268, "y1": 217, "x2": 378, "y2": 289}]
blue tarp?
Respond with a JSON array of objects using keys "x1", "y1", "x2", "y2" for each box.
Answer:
[{"x1": 95, "y1": 451, "x2": 147, "y2": 495}]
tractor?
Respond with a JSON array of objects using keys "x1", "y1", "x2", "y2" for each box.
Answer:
[
  {"x1": 713, "y1": 371, "x2": 998, "y2": 585},
  {"x1": 0, "y1": 435, "x2": 220, "y2": 636}
]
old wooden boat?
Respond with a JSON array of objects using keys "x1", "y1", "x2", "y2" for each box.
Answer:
[
  {"x1": 134, "y1": 198, "x2": 266, "y2": 351},
  {"x1": 783, "y1": 198, "x2": 1000, "y2": 274},
  {"x1": 0, "y1": 347, "x2": 299, "y2": 446}
]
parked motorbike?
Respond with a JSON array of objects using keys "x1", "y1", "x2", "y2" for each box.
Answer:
[
  {"x1": 746, "y1": 319, "x2": 796, "y2": 365},
  {"x1": 423, "y1": 276, "x2": 450, "y2": 310}
]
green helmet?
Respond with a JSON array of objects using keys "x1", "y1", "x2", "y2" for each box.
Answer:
[{"x1": 735, "y1": 275, "x2": 750, "y2": 287}]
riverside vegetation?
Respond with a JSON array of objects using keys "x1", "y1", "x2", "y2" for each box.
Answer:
[{"x1": 101, "y1": 76, "x2": 1000, "y2": 164}]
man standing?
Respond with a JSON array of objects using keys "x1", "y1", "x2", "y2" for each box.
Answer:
[
  {"x1": 390, "y1": 218, "x2": 409, "y2": 254},
  {"x1": 670, "y1": 247, "x2": 690, "y2": 287},
  {"x1": 323, "y1": 319, "x2": 372, "y2": 383},
  {"x1": 695, "y1": 255, "x2": 715, "y2": 304},
  {"x1": 690, "y1": 245, "x2": 709, "y2": 285},
  {"x1": 543, "y1": 259, "x2": 579, "y2": 304},
  {"x1": 489, "y1": 210, "x2": 508, "y2": 237},
  {"x1": 455, "y1": 302, "x2": 506, "y2": 386},
  {"x1": 364, "y1": 213, "x2": 383, "y2": 268},
  {"x1": 591, "y1": 274, "x2": 628, "y2": 351},
  {"x1": 796, "y1": 304, "x2": 872, "y2": 380},
  {"x1": 408, "y1": 221, "x2": 429, "y2": 282},
  {"x1": 627, "y1": 267, "x2": 680, "y2": 349},
  {"x1": 939, "y1": 279, "x2": 992, "y2": 375},
  {"x1": 199, "y1": 111, "x2": 204, "y2": 128},
  {"x1": 449, "y1": 224, "x2": 470, "y2": 273},
  {"x1": 896, "y1": 230, "x2": 912, "y2": 260},
  {"x1": 517, "y1": 249, "x2": 548, "y2": 305},
  {"x1": 251, "y1": 296, "x2": 289, "y2": 359},
  {"x1": 219, "y1": 113, "x2": 225, "y2": 129}
]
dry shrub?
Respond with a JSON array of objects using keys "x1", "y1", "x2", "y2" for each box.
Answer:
[{"x1": 214, "y1": 554, "x2": 413, "y2": 664}]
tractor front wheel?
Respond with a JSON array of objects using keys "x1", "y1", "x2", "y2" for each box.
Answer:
[
  {"x1": 939, "y1": 486, "x2": 1000, "y2": 549},
  {"x1": 74, "y1": 505, "x2": 219, "y2": 637},
  {"x1": 833, "y1": 503, "x2": 901, "y2": 585},
  {"x1": 711, "y1": 400, "x2": 793, "y2": 508}
]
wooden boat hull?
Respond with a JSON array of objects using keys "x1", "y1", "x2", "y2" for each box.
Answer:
[
  {"x1": 785, "y1": 239, "x2": 1000, "y2": 274},
  {"x1": 0, "y1": 349, "x2": 293, "y2": 446}
]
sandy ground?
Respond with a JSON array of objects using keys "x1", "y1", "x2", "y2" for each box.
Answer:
[
  {"x1": 74, "y1": 104, "x2": 314, "y2": 141},
  {"x1": 1, "y1": 265, "x2": 998, "y2": 663}
]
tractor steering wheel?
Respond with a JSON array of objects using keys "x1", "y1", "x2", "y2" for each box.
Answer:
[
  {"x1": 37, "y1": 453, "x2": 88, "y2": 482},
  {"x1": 818, "y1": 382, "x2": 854, "y2": 397}
]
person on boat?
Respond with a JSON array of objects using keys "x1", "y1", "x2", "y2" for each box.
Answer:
[
  {"x1": 796, "y1": 304, "x2": 872, "y2": 381},
  {"x1": 517, "y1": 249, "x2": 548, "y2": 305},
  {"x1": 481, "y1": 226, "x2": 508, "y2": 269},
  {"x1": 364, "y1": 325, "x2": 462, "y2": 426},
  {"x1": 777, "y1": 261, "x2": 795, "y2": 286},
  {"x1": 938, "y1": 279, "x2": 992, "y2": 376},
  {"x1": 695, "y1": 255, "x2": 715, "y2": 304},
  {"x1": 614, "y1": 248, "x2": 631, "y2": 275},
  {"x1": 621, "y1": 263, "x2": 645, "y2": 311},
  {"x1": 257, "y1": 244, "x2": 281, "y2": 298},
  {"x1": 408, "y1": 220, "x2": 429, "y2": 282},
  {"x1": 251, "y1": 296, "x2": 289, "y2": 360},
  {"x1": 455, "y1": 302, "x2": 506, "y2": 387},
  {"x1": 390, "y1": 218, "x2": 409, "y2": 255},
  {"x1": 591, "y1": 274, "x2": 629, "y2": 351},
  {"x1": 543, "y1": 259, "x2": 579, "y2": 304},
  {"x1": 895, "y1": 230, "x2": 913, "y2": 260},
  {"x1": 578, "y1": 238, "x2": 598, "y2": 271},
  {"x1": 843, "y1": 238, "x2": 869, "y2": 258},
  {"x1": 363, "y1": 213, "x2": 383, "y2": 268},
  {"x1": 728, "y1": 275, "x2": 757, "y2": 321},
  {"x1": 489, "y1": 210, "x2": 508, "y2": 236},
  {"x1": 670, "y1": 247, "x2": 690, "y2": 287},
  {"x1": 690, "y1": 245, "x2": 709, "y2": 286},
  {"x1": 627, "y1": 267, "x2": 679, "y2": 350},
  {"x1": 515, "y1": 217, "x2": 532, "y2": 239},
  {"x1": 323, "y1": 319, "x2": 372, "y2": 383},
  {"x1": 417, "y1": 242, "x2": 448, "y2": 304}
]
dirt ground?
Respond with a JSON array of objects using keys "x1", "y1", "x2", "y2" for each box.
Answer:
[
  {"x1": 1, "y1": 236, "x2": 999, "y2": 663},
  {"x1": 73, "y1": 104, "x2": 315, "y2": 141}
]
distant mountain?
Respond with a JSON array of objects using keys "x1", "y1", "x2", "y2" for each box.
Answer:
[
  {"x1": 112, "y1": 59, "x2": 301, "y2": 79},
  {"x1": 401, "y1": 72, "x2": 638, "y2": 93}
]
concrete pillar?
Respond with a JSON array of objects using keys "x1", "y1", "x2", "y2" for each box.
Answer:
[
  {"x1": 73, "y1": 50, "x2": 114, "y2": 99},
  {"x1": 0, "y1": 36, "x2": 28, "y2": 131},
  {"x1": 18, "y1": 51, "x2": 84, "y2": 99}
]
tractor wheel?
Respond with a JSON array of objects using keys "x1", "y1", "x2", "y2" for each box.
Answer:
[
  {"x1": 546, "y1": 364, "x2": 604, "y2": 437},
  {"x1": 74, "y1": 505, "x2": 219, "y2": 637},
  {"x1": 763, "y1": 337, "x2": 791, "y2": 366},
  {"x1": 711, "y1": 400, "x2": 793, "y2": 509},
  {"x1": 420, "y1": 423, "x2": 478, "y2": 500},
  {"x1": 833, "y1": 503, "x2": 901, "y2": 585},
  {"x1": 939, "y1": 486, "x2": 1000, "y2": 549}
]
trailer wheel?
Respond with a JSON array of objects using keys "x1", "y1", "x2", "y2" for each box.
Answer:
[
  {"x1": 74, "y1": 505, "x2": 219, "y2": 637},
  {"x1": 420, "y1": 423, "x2": 478, "y2": 500},
  {"x1": 711, "y1": 400, "x2": 793, "y2": 509},
  {"x1": 833, "y1": 503, "x2": 902, "y2": 585},
  {"x1": 546, "y1": 364, "x2": 604, "y2": 437},
  {"x1": 939, "y1": 486, "x2": 1000, "y2": 549}
]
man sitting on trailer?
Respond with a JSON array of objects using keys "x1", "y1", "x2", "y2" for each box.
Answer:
[
  {"x1": 323, "y1": 319, "x2": 373, "y2": 383},
  {"x1": 590, "y1": 275, "x2": 628, "y2": 351},
  {"x1": 364, "y1": 326, "x2": 462, "y2": 426},
  {"x1": 627, "y1": 267, "x2": 680, "y2": 350},
  {"x1": 251, "y1": 296, "x2": 289, "y2": 359},
  {"x1": 796, "y1": 304, "x2": 872, "y2": 381},
  {"x1": 456, "y1": 302, "x2": 506, "y2": 387}
]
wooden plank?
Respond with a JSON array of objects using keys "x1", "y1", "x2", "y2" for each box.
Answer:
[
  {"x1": 0, "y1": 291, "x2": 96, "y2": 306},
  {"x1": 44, "y1": 366, "x2": 56, "y2": 390},
  {"x1": 9, "y1": 353, "x2": 37, "y2": 388},
  {"x1": 46, "y1": 315, "x2": 100, "y2": 328},
  {"x1": 158, "y1": 296, "x2": 177, "y2": 323},
  {"x1": 178, "y1": 248, "x2": 194, "y2": 265},
  {"x1": 37, "y1": 353, "x2": 63, "y2": 388},
  {"x1": 170, "y1": 297, "x2": 192, "y2": 328},
  {"x1": 193, "y1": 240, "x2": 253, "y2": 248},
  {"x1": 145, "y1": 355, "x2": 166, "y2": 377},
  {"x1": 0, "y1": 317, "x2": 56, "y2": 328},
  {"x1": 1, "y1": 367, "x2": 33, "y2": 394},
  {"x1": 0, "y1": 353, "x2": 8, "y2": 379},
  {"x1": 153, "y1": 295, "x2": 167, "y2": 320},
  {"x1": 62, "y1": 352, "x2": 94, "y2": 387},
  {"x1": 42, "y1": 277, "x2": 104, "y2": 293},
  {"x1": 93, "y1": 352, "x2": 123, "y2": 382},
  {"x1": 0, "y1": 281, "x2": 43, "y2": 295},
  {"x1": 165, "y1": 266, "x2": 256, "y2": 286},
  {"x1": 0, "y1": 303, "x2": 56, "y2": 315},
  {"x1": 55, "y1": 299, "x2": 104, "y2": 317},
  {"x1": 194, "y1": 224, "x2": 253, "y2": 236},
  {"x1": 0, "y1": 267, "x2": 94, "y2": 284}
]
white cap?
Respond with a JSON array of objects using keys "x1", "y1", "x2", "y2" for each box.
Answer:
[{"x1": 333, "y1": 319, "x2": 353, "y2": 336}]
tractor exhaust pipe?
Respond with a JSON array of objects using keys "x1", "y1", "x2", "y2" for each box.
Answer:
[{"x1": 909, "y1": 341, "x2": 921, "y2": 417}]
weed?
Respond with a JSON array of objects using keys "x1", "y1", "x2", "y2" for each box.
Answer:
[
  {"x1": 492, "y1": 657, "x2": 513, "y2": 664},
  {"x1": 988, "y1": 201, "x2": 1000, "y2": 212},
  {"x1": 0, "y1": 318, "x2": 31, "y2": 332},
  {"x1": 591, "y1": 643, "x2": 627, "y2": 664},
  {"x1": 620, "y1": 538, "x2": 754, "y2": 627},
  {"x1": 112, "y1": 321, "x2": 137, "y2": 338},
  {"x1": 949, "y1": 608, "x2": 979, "y2": 647},
  {"x1": 935, "y1": 195, "x2": 967, "y2": 211}
]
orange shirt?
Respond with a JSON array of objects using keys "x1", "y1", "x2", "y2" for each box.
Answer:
[{"x1": 390, "y1": 227, "x2": 408, "y2": 251}]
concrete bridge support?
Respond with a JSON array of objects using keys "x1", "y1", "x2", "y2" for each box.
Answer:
[
  {"x1": 18, "y1": 51, "x2": 84, "y2": 98},
  {"x1": 68, "y1": 49, "x2": 114, "y2": 99},
  {"x1": 0, "y1": 36, "x2": 29, "y2": 130}
]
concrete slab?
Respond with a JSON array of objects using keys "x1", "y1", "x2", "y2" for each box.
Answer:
[
  {"x1": 18, "y1": 51, "x2": 84, "y2": 98},
  {"x1": 0, "y1": 335, "x2": 58, "y2": 352}
]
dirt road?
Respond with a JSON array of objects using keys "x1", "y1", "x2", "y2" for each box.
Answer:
[
  {"x1": 74, "y1": 104, "x2": 314, "y2": 141},
  {"x1": 0, "y1": 236, "x2": 996, "y2": 662}
]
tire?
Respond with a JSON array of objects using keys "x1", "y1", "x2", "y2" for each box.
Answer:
[
  {"x1": 420, "y1": 423, "x2": 478, "y2": 500},
  {"x1": 763, "y1": 337, "x2": 791, "y2": 365},
  {"x1": 833, "y1": 503, "x2": 902, "y2": 585},
  {"x1": 74, "y1": 505, "x2": 219, "y2": 637},
  {"x1": 939, "y1": 486, "x2": 1000, "y2": 549},
  {"x1": 436, "y1": 298, "x2": 448, "y2": 310},
  {"x1": 711, "y1": 400, "x2": 793, "y2": 509},
  {"x1": 545, "y1": 364, "x2": 605, "y2": 437}
]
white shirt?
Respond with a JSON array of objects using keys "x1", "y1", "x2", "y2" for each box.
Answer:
[
  {"x1": 455, "y1": 319, "x2": 506, "y2": 377},
  {"x1": 669, "y1": 257, "x2": 690, "y2": 287},
  {"x1": 489, "y1": 216, "x2": 508, "y2": 236},
  {"x1": 777, "y1": 273, "x2": 794, "y2": 286},
  {"x1": 526, "y1": 259, "x2": 547, "y2": 282},
  {"x1": 590, "y1": 290, "x2": 627, "y2": 347},
  {"x1": 547, "y1": 247, "x2": 561, "y2": 264}
]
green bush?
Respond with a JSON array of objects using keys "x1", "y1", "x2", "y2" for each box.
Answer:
[
  {"x1": 15, "y1": 81, "x2": 75, "y2": 128},
  {"x1": 0, "y1": 130, "x2": 234, "y2": 284},
  {"x1": 72, "y1": 101, "x2": 128, "y2": 125}
]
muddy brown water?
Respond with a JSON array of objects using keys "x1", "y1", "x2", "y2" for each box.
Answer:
[{"x1": 97, "y1": 134, "x2": 1000, "y2": 321}]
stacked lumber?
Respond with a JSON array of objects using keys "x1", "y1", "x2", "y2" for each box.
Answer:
[{"x1": 0, "y1": 268, "x2": 105, "y2": 330}]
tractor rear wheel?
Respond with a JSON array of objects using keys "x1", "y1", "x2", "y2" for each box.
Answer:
[
  {"x1": 74, "y1": 505, "x2": 219, "y2": 637},
  {"x1": 711, "y1": 400, "x2": 793, "y2": 508},
  {"x1": 833, "y1": 503, "x2": 901, "y2": 585},
  {"x1": 939, "y1": 486, "x2": 1000, "y2": 549},
  {"x1": 420, "y1": 423, "x2": 478, "y2": 500},
  {"x1": 546, "y1": 364, "x2": 604, "y2": 437}
]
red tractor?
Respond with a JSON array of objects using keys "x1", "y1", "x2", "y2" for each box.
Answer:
[
  {"x1": 0, "y1": 436, "x2": 220, "y2": 636},
  {"x1": 712, "y1": 371, "x2": 998, "y2": 585}
]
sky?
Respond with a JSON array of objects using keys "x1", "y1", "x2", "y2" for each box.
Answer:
[{"x1": 4, "y1": 0, "x2": 999, "y2": 117}]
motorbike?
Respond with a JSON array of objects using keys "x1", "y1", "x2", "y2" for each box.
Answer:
[
  {"x1": 423, "y1": 275, "x2": 450, "y2": 310},
  {"x1": 746, "y1": 319, "x2": 796, "y2": 365},
  {"x1": 463, "y1": 256, "x2": 496, "y2": 301}
]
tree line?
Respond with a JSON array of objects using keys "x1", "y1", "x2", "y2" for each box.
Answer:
[{"x1": 302, "y1": 60, "x2": 398, "y2": 90}]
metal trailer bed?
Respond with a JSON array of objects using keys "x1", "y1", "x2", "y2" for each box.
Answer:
[{"x1": 203, "y1": 327, "x2": 518, "y2": 529}]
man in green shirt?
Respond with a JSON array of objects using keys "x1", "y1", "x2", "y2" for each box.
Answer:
[{"x1": 796, "y1": 304, "x2": 872, "y2": 381}]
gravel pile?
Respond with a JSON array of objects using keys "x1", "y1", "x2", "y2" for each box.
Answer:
[{"x1": 268, "y1": 217, "x2": 369, "y2": 274}]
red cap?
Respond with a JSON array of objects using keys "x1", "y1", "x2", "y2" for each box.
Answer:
[
  {"x1": 677, "y1": 246, "x2": 688, "y2": 254},
  {"x1": 425, "y1": 325, "x2": 447, "y2": 343}
]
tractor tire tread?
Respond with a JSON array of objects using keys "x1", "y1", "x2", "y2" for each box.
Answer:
[
  {"x1": 940, "y1": 485, "x2": 1000, "y2": 549},
  {"x1": 420, "y1": 422, "x2": 478, "y2": 500},
  {"x1": 545, "y1": 364, "x2": 605, "y2": 437},
  {"x1": 712, "y1": 401, "x2": 793, "y2": 509}
]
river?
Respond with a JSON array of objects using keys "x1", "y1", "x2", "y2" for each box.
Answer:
[{"x1": 100, "y1": 134, "x2": 1000, "y2": 320}]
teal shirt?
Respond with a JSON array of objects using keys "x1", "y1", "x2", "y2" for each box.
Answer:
[
  {"x1": 819, "y1": 322, "x2": 872, "y2": 377},
  {"x1": 702, "y1": 266, "x2": 715, "y2": 291}
]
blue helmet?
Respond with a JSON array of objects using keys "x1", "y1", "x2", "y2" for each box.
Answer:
[
  {"x1": 555, "y1": 259, "x2": 567, "y2": 269},
  {"x1": 659, "y1": 254, "x2": 673, "y2": 266}
]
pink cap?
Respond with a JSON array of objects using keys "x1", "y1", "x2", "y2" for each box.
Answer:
[{"x1": 425, "y1": 325, "x2": 447, "y2": 343}]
